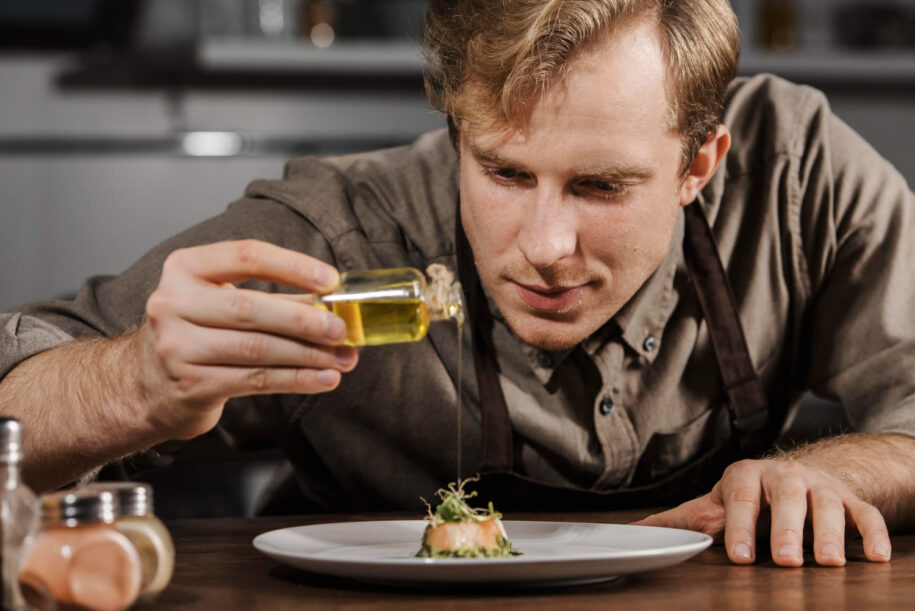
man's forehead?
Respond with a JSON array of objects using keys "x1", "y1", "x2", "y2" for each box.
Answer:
[{"x1": 461, "y1": 16, "x2": 676, "y2": 157}]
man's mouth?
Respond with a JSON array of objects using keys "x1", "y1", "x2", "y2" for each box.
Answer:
[{"x1": 514, "y1": 282, "x2": 586, "y2": 312}]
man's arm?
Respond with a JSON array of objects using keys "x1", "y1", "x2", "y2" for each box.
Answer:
[
  {"x1": 2, "y1": 331, "x2": 159, "y2": 491},
  {"x1": 0, "y1": 240, "x2": 358, "y2": 492},
  {"x1": 635, "y1": 432, "x2": 915, "y2": 567}
]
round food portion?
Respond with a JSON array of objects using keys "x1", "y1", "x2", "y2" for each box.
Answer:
[{"x1": 422, "y1": 517, "x2": 507, "y2": 554}]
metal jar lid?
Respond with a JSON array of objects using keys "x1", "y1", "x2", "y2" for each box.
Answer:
[
  {"x1": 87, "y1": 482, "x2": 153, "y2": 517},
  {"x1": 0, "y1": 417, "x2": 24, "y2": 464},
  {"x1": 41, "y1": 488, "x2": 120, "y2": 527}
]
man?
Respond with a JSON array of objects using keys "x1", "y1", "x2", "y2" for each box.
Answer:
[{"x1": 1, "y1": 0, "x2": 913, "y2": 569}]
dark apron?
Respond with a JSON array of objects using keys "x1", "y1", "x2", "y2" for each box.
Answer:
[{"x1": 456, "y1": 202, "x2": 776, "y2": 511}]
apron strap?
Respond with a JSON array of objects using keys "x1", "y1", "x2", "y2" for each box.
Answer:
[
  {"x1": 457, "y1": 201, "x2": 769, "y2": 474},
  {"x1": 682, "y1": 203, "x2": 768, "y2": 434},
  {"x1": 456, "y1": 217, "x2": 514, "y2": 472}
]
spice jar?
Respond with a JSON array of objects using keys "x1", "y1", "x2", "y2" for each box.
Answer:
[
  {"x1": 312, "y1": 265, "x2": 464, "y2": 346},
  {"x1": 88, "y1": 482, "x2": 174, "y2": 602},
  {"x1": 20, "y1": 489, "x2": 141, "y2": 611}
]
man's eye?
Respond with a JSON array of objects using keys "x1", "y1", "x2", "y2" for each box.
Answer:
[
  {"x1": 483, "y1": 166, "x2": 521, "y2": 181},
  {"x1": 578, "y1": 179, "x2": 628, "y2": 199}
]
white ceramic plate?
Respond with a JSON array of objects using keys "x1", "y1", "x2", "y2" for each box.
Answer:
[{"x1": 253, "y1": 520, "x2": 712, "y2": 587}]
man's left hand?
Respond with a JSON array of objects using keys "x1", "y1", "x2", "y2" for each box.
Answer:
[{"x1": 633, "y1": 458, "x2": 892, "y2": 566}]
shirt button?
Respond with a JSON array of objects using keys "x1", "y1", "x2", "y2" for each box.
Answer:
[
  {"x1": 536, "y1": 351, "x2": 552, "y2": 368},
  {"x1": 643, "y1": 335, "x2": 658, "y2": 352},
  {"x1": 599, "y1": 397, "x2": 615, "y2": 416}
]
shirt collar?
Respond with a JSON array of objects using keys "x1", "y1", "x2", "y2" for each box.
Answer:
[{"x1": 604, "y1": 208, "x2": 684, "y2": 363}]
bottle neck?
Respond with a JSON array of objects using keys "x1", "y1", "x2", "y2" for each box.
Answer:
[
  {"x1": 0, "y1": 462, "x2": 21, "y2": 490},
  {"x1": 426, "y1": 282, "x2": 465, "y2": 324}
]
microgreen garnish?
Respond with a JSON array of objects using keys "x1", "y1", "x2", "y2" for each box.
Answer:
[{"x1": 421, "y1": 475, "x2": 502, "y2": 526}]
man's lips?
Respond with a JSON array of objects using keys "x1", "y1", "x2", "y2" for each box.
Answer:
[{"x1": 514, "y1": 282, "x2": 586, "y2": 312}]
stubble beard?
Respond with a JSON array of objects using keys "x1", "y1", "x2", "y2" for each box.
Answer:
[{"x1": 489, "y1": 264, "x2": 609, "y2": 351}]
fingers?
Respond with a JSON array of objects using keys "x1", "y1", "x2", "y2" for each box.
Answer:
[
  {"x1": 155, "y1": 285, "x2": 347, "y2": 347},
  {"x1": 662, "y1": 458, "x2": 893, "y2": 569},
  {"x1": 163, "y1": 240, "x2": 339, "y2": 292},
  {"x1": 159, "y1": 322, "x2": 358, "y2": 371},
  {"x1": 719, "y1": 469, "x2": 763, "y2": 564},
  {"x1": 809, "y1": 486, "x2": 847, "y2": 566},
  {"x1": 846, "y1": 498, "x2": 891, "y2": 563},
  {"x1": 768, "y1": 471, "x2": 808, "y2": 567},
  {"x1": 170, "y1": 362, "x2": 347, "y2": 402}
]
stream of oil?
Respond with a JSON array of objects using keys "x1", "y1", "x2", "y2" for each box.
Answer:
[{"x1": 456, "y1": 318, "x2": 463, "y2": 484}]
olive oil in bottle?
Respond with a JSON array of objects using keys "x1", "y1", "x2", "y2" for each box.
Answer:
[{"x1": 313, "y1": 266, "x2": 463, "y2": 347}]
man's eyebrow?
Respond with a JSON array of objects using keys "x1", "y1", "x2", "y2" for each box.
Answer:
[
  {"x1": 467, "y1": 142, "x2": 518, "y2": 168},
  {"x1": 575, "y1": 162, "x2": 654, "y2": 181},
  {"x1": 467, "y1": 142, "x2": 653, "y2": 181}
]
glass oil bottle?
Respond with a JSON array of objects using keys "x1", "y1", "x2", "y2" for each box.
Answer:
[
  {"x1": 312, "y1": 265, "x2": 464, "y2": 346},
  {"x1": 0, "y1": 417, "x2": 39, "y2": 611}
]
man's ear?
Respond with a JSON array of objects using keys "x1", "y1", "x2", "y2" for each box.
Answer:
[{"x1": 679, "y1": 125, "x2": 730, "y2": 206}]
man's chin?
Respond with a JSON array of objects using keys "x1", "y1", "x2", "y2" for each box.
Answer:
[
  {"x1": 505, "y1": 317, "x2": 591, "y2": 351},
  {"x1": 521, "y1": 334, "x2": 583, "y2": 351}
]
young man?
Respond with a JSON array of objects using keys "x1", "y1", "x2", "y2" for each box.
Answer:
[{"x1": 1, "y1": 0, "x2": 913, "y2": 568}]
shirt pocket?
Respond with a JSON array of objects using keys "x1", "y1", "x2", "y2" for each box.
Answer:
[{"x1": 630, "y1": 404, "x2": 733, "y2": 486}]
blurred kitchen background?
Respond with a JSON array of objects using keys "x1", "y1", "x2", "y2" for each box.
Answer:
[
  {"x1": 2, "y1": 0, "x2": 914, "y2": 312},
  {"x1": 0, "y1": 0, "x2": 913, "y2": 516}
]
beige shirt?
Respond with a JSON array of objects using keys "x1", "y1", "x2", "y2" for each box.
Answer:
[{"x1": 3, "y1": 75, "x2": 914, "y2": 510}]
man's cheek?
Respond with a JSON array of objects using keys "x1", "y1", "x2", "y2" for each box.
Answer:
[{"x1": 465, "y1": 202, "x2": 514, "y2": 250}]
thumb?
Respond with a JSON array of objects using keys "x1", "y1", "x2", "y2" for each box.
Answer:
[
  {"x1": 630, "y1": 494, "x2": 723, "y2": 536},
  {"x1": 630, "y1": 505, "x2": 690, "y2": 528},
  {"x1": 631, "y1": 512, "x2": 670, "y2": 527}
]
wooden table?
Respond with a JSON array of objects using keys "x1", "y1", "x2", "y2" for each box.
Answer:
[{"x1": 144, "y1": 510, "x2": 915, "y2": 609}]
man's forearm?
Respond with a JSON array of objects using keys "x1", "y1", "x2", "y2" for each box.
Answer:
[
  {"x1": 783, "y1": 432, "x2": 915, "y2": 531},
  {"x1": 0, "y1": 330, "x2": 165, "y2": 492}
]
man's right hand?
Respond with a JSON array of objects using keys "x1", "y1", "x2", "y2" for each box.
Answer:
[{"x1": 136, "y1": 239, "x2": 358, "y2": 440}]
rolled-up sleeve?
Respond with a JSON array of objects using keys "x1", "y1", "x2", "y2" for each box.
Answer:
[{"x1": 0, "y1": 313, "x2": 74, "y2": 380}]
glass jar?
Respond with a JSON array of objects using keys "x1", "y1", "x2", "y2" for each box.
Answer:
[
  {"x1": 313, "y1": 265, "x2": 464, "y2": 346},
  {"x1": 88, "y1": 483, "x2": 174, "y2": 602},
  {"x1": 20, "y1": 489, "x2": 141, "y2": 611},
  {"x1": 0, "y1": 417, "x2": 40, "y2": 611}
]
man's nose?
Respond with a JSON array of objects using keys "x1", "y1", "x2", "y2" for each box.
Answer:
[{"x1": 516, "y1": 190, "x2": 577, "y2": 269}]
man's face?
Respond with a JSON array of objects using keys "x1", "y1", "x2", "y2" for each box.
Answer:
[{"x1": 459, "y1": 17, "x2": 688, "y2": 350}]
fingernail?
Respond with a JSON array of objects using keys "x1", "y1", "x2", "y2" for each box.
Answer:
[
  {"x1": 874, "y1": 543, "x2": 891, "y2": 559},
  {"x1": 325, "y1": 315, "x2": 346, "y2": 340},
  {"x1": 335, "y1": 347, "x2": 355, "y2": 367},
  {"x1": 314, "y1": 265, "x2": 338, "y2": 290},
  {"x1": 821, "y1": 543, "x2": 841, "y2": 558},
  {"x1": 317, "y1": 369, "x2": 339, "y2": 386},
  {"x1": 733, "y1": 543, "x2": 752, "y2": 560},
  {"x1": 777, "y1": 545, "x2": 800, "y2": 560}
]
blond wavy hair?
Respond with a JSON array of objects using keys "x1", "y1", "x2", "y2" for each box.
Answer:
[{"x1": 422, "y1": 0, "x2": 740, "y2": 168}]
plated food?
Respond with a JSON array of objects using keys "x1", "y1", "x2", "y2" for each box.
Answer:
[{"x1": 416, "y1": 477, "x2": 520, "y2": 558}]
